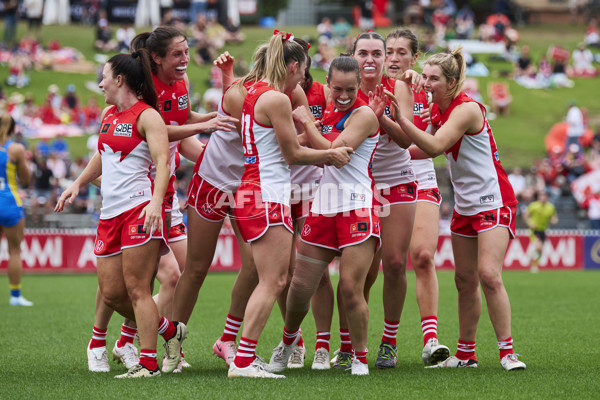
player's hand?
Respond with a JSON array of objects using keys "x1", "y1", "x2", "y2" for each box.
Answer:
[
  {"x1": 198, "y1": 115, "x2": 238, "y2": 134},
  {"x1": 54, "y1": 183, "x2": 79, "y2": 213},
  {"x1": 368, "y1": 84, "x2": 387, "y2": 119},
  {"x1": 327, "y1": 146, "x2": 354, "y2": 168},
  {"x1": 139, "y1": 200, "x2": 162, "y2": 235},
  {"x1": 214, "y1": 51, "x2": 235, "y2": 72}
]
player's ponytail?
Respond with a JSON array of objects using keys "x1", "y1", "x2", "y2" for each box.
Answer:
[
  {"x1": 0, "y1": 113, "x2": 15, "y2": 145},
  {"x1": 425, "y1": 47, "x2": 466, "y2": 99}
]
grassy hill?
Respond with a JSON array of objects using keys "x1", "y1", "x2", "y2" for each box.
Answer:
[{"x1": 1, "y1": 21, "x2": 598, "y2": 167}]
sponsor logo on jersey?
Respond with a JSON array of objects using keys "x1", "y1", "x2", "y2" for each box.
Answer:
[
  {"x1": 164, "y1": 100, "x2": 172, "y2": 112},
  {"x1": 114, "y1": 123, "x2": 133, "y2": 137},
  {"x1": 321, "y1": 125, "x2": 333, "y2": 134},
  {"x1": 413, "y1": 102, "x2": 424, "y2": 115},
  {"x1": 178, "y1": 94, "x2": 188, "y2": 110},
  {"x1": 245, "y1": 156, "x2": 256, "y2": 164},
  {"x1": 94, "y1": 240, "x2": 104, "y2": 253},
  {"x1": 309, "y1": 105, "x2": 323, "y2": 119},
  {"x1": 480, "y1": 195, "x2": 495, "y2": 204},
  {"x1": 302, "y1": 224, "x2": 311, "y2": 236},
  {"x1": 350, "y1": 222, "x2": 368, "y2": 233},
  {"x1": 201, "y1": 203, "x2": 214, "y2": 214},
  {"x1": 130, "y1": 190, "x2": 145, "y2": 199},
  {"x1": 100, "y1": 123, "x2": 111, "y2": 133},
  {"x1": 129, "y1": 225, "x2": 146, "y2": 235},
  {"x1": 384, "y1": 105, "x2": 392, "y2": 118},
  {"x1": 350, "y1": 193, "x2": 366, "y2": 202},
  {"x1": 400, "y1": 168, "x2": 413, "y2": 177}
]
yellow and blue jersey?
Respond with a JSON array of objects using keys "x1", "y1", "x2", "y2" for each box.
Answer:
[{"x1": 0, "y1": 140, "x2": 24, "y2": 227}]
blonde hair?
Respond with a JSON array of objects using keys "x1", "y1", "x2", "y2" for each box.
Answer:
[
  {"x1": 235, "y1": 44, "x2": 268, "y2": 92},
  {"x1": 0, "y1": 113, "x2": 15, "y2": 145},
  {"x1": 263, "y1": 33, "x2": 306, "y2": 91},
  {"x1": 425, "y1": 47, "x2": 466, "y2": 99}
]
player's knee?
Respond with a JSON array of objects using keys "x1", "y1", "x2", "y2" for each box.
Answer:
[{"x1": 411, "y1": 247, "x2": 435, "y2": 272}]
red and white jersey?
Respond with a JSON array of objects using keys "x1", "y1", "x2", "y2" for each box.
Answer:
[
  {"x1": 152, "y1": 75, "x2": 189, "y2": 198},
  {"x1": 431, "y1": 91, "x2": 517, "y2": 215},
  {"x1": 97, "y1": 101, "x2": 154, "y2": 219},
  {"x1": 240, "y1": 82, "x2": 291, "y2": 206},
  {"x1": 360, "y1": 77, "x2": 415, "y2": 187},
  {"x1": 412, "y1": 89, "x2": 438, "y2": 190},
  {"x1": 312, "y1": 98, "x2": 379, "y2": 214},
  {"x1": 197, "y1": 83, "x2": 246, "y2": 192},
  {"x1": 291, "y1": 81, "x2": 325, "y2": 200}
]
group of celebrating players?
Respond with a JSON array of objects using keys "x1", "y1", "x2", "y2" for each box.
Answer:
[{"x1": 53, "y1": 24, "x2": 526, "y2": 378}]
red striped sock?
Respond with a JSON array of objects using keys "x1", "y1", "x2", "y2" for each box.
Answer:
[
  {"x1": 90, "y1": 326, "x2": 107, "y2": 349},
  {"x1": 139, "y1": 348, "x2": 158, "y2": 371},
  {"x1": 498, "y1": 337, "x2": 514, "y2": 359},
  {"x1": 315, "y1": 331, "x2": 330, "y2": 351},
  {"x1": 117, "y1": 323, "x2": 137, "y2": 347},
  {"x1": 339, "y1": 329, "x2": 352, "y2": 352},
  {"x1": 382, "y1": 319, "x2": 400, "y2": 346},
  {"x1": 455, "y1": 339, "x2": 476, "y2": 360},
  {"x1": 282, "y1": 327, "x2": 300, "y2": 346},
  {"x1": 158, "y1": 316, "x2": 176, "y2": 340},
  {"x1": 421, "y1": 316, "x2": 438, "y2": 346},
  {"x1": 220, "y1": 314, "x2": 243, "y2": 342},
  {"x1": 233, "y1": 336, "x2": 257, "y2": 368},
  {"x1": 297, "y1": 334, "x2": 304, "y2": 347},
  {"x1": 355, "y1": 350, "x2": 368, "y2": 364}
]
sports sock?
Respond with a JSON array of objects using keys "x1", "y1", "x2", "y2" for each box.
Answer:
[
  {"x1": 498, "y1": 337, "x2": 514, "y2": 359},
  {"x1": 233, "y1": 336, "x2": 257, "y2": 368},
  {"x1": 355, "y1": 350, "x2": 368, "y2": 365},
  {"x1": 382, "y1": 319, "x2": 400, "y2": 346},
  {"x1": 158, "y1": 316, "x2": 176, "y2": 340},
  {"x1": 339, "y1": 329, "x2": 352, "y2": 352},
  {"x1": 282, "y1": 327, "x2": 300, "y2": 346},
  {"x1": 455, "y1": 339, "x2": 476, "y2": 360},
  {"x1": 421, "y1": 316, "x2": 439, "y2": 346},
  {"x1": 9, "y1": 283, "x2": 21, "y2": 298},
  {"x1": 117, "y1": 323, "x2": 137, "y2": 347},
  {"x1": 220, "y1": 314, "x2": 243, "y2": 342},
  {"x1": 90, "y1": 326, "x2": 107, "y2": 349},
  {"x1": 315, "y1": 331, "x2": 330, "y2": 351},
  {"x1": 139, "y1": 348, "x2": 158, "y2": 371}
]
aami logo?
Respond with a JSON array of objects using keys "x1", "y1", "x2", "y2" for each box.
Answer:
[
  {"x1": 114, "y1": 123, "x2": 133, "y2": 137},
  {"x1": 309, "y1": 105, "x2": 323, "y2": 119},
  {"x1": 350, "y1": 222, "x2": 368, "y2": 233},
  {"x1": 321, "y1": 125, "x2": 333, "y2": 134},
  {"x1": 480, "y1": 195, "x2": 495, "y2": 204},
  {"x1": 245, "y1": 156, "x2": 257, "y2": 164},
  {"x1": 178, "y1": 94, "x2": 188, "y2": 110},
  {"x1": 400, "y1": 168, "x2": 413, "y2": 177},
  {"x1": 100, "y1": 123, "x2": 111, "y2": 133},
  {"x1": 164, "y1": 100, "x2": 172, "y2": 112}
]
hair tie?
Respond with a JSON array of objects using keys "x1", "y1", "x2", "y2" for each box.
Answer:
[
  {"x1": 273, "y1": 29, "x2": 294, "y2": 42},
  {"x1": 306, "y1": 42, "x2": 311, "y2": 50},
  {"x1": 131, "y1": 51, "x2": 139, "y2": 58}
]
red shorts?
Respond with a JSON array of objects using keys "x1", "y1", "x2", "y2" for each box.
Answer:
[
  {"x1": 291, "y1": 199, "x2": 312, "y2": 221},
  {"x1": 186, "y1": 174, "x2": 235, "y2": 222},
  {"x1": 94, "y1": 201, "x2": 169, "y2": 257},
  {"x1": 169, "y1": 222, "x2": 187, "y2": 243},
  {"x1": 377, "y1": 182, "x2": 418, "y2": 207},
  {"x1": 450, "y1": 205, "x2": 517, "y2": 239},
  {"x1": 300, "y1": 208, "x2": 380, "y2": 252},
  {"x1": 234, "y1": 200, "x2": 293, "y2": 243},
  {"x1": 416, "y1": 188, "x2": 442, "y2": 206}
]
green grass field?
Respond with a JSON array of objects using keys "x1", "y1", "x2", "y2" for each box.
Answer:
[
  {"x1": 1, "y1": 270, "x2": 598, "y2": 399},
  {"x1": 1, "y1": 22, "x2": 600, "y2": 166}
]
